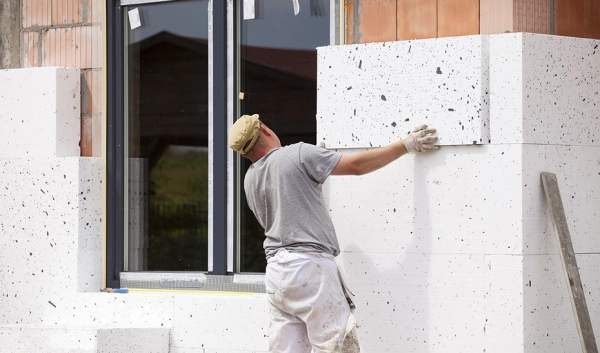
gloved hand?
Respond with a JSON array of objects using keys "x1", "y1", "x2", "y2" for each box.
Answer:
[{"x1": 401, "y1": 124, "x2": 439, "y2": 153}]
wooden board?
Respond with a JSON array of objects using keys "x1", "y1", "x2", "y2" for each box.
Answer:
[{"x1": 541, "y1": 172, "x2": 598, "y2": 353}]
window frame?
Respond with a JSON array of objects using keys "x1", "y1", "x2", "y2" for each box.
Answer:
[
  {"x1": 105, "y1": 0, "x2": 231, "y2": 288},
  {"x1": 106, "y1": 0, "x2": 339, "y2": 287}
]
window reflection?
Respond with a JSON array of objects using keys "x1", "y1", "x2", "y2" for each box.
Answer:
[
  {"x1": 238, "y1": 0, "x2": 330, "y2": 272},
  {"x1": 125, "y1": 0, "x2": 208, "y2": 271}
]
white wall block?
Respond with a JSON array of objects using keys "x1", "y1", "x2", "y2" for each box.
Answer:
[
  {"x1": 327, "y1": 145, "x2": 526, "y2": 256},
  {"x1": 0, "y1": 326, "x2": 169, "y2": 353},
  {"x1": 0, "y1": 67, "x2": 80, "y2": 157},
  {"x1": 490, "y1": 33, "x2": 600, "y2": 145},
  {"x1": 78, "y1": 158, "x2": 105, "y2": 292},
  {"x1": 317, "y1": 35, "x2": 490, "y2": 147},
  {"x1": 2, "y1": 34, "x2": 600, "y2": 353},
  {"x1": 171, "y1": 295, "x2": 269, "y2": 352},
  {"x1": 97, "y1": 328, "x2": 170, "y2": 353},
  {"x1": 544, "y1": 146, "x2": 600, "y2": 253},
  {"x1": 484, "y1": 255, "x2": 524, "y2": 353},
  {"x1": 336, "y1": 253, "x2": 485, "y2": 352}
]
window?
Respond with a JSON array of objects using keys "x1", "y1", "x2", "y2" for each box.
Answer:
[{"x1": 107, "y1": 0, "x2": 337, "y2": 288}]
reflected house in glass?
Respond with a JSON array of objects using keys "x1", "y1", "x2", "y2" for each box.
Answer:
[{"x1": 127, "y1": 30, "x2": 319, "y2": 272}]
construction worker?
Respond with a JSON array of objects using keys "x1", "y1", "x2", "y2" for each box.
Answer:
[{"x1": 228, "y1": 114, "x2": 438, "y2": 353}]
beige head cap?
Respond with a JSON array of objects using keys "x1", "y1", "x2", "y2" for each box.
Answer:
[{"x1": 228, "y1": 114, "x2": 261, "y2": 154}]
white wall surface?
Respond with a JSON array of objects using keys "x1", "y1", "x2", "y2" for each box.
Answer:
[
  {"x1": 0, "y1": 67, "x2": 269, "y2": 353},
  {"x1": 321, "y1": 33, "x2": 600, "y2": 353},
  {"x1": 317, "y1": 35, "x2": 490, "y2": 147},
  {"x1": 491, "y1": 33, "x2": 600, "y2": 145},
  {"x1": 0, "y1": 67, "x2": 80, "y2": 157},
  {"x1": 1, "y1": 34, "x2": 599, "y2": 353}
]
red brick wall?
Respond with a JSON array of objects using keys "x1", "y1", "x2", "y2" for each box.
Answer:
[{"x1": 21, "y1": 0, "x2": 103, "y2": 157}]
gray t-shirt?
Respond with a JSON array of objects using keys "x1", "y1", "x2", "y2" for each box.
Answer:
[{"x1": 244, "y1": 142, "x2": 343, "y2": 259}]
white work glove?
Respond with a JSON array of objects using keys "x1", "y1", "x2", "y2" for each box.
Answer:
[{"x1": 401, "y1": 124, "x2": 439, "y2": 153}]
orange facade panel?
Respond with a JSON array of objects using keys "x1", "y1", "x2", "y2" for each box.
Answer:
[
  {"x1": 438, "y1": 0, "x2": 480, "y2": 37},
  {"x1": 346, "y1": 0, "x2": 397, "y2": 44},
  {"x1": 397, "y1": 0, "x2": 437, "y2": 40},
  {"x1": 584, "y1": 0, "x2": 600, "y2": 39},
  {"x1": 514, "y1": 0, "x2": 550, "y2": 33},
  {"x1": 480, "y1": 0, "x2": 512, "y2": 34},
  {"x1": 554, "y1": 0, "x2": 584, "y2": 37}
]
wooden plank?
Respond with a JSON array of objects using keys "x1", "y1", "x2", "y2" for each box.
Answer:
[
  {"x1": 541, "y1": 172, "x2": 598, "y2": 353},
  {"x1": 583, "y1": 0, "x2": 600, "y2": 39},
  {"x1": 438, "y1": 0, "x2": 480, "y2": 37},
  {"x1": 397, "y1": 0, "x2": 437, "y2": 40},
  {"x1": 554, "y1": 0, "x2": 584, "y2": 37}
]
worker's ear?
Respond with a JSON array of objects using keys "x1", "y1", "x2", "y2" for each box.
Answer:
[{"x1": 261, "y1": 123, "x2": 273, "y2": 136}]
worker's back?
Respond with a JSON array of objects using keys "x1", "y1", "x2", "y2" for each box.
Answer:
[{"x1": 244, "y1": 142, "x2": 342, "y2": 259}]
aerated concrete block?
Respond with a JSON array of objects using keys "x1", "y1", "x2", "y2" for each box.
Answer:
[
  {"x1": 317, "y1": 35, "x2": 490, "y2": 148},
  {"x1": 490, "y1": 33, "x2": 600, "y2": 145},
  {"x1": 0, "y1": 67, "x2": 80, "y2": 157}
]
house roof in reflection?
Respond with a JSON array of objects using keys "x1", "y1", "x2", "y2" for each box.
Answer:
[{"x1": 137, "y1": 31, "x2": 317, "y2": 81}]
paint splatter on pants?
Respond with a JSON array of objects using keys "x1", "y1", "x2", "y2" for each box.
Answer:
[{"x1": 266, "y1": 249, "x2": 360, "y2": 353}]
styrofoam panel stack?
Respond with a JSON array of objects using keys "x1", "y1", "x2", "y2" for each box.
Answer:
[
  {"x1": 317, "y1": 35, "x2": 490, "y2": 147},
  {"x1": 490, "y1": 33, "x2": 600, "y2": 353},
  {"x1": 320, "y1": 33, "x2": 600, "y2": 352}
]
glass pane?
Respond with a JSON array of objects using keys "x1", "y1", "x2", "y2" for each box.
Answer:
[
  {"x1": 124, "y1": 0, "x2": 208, "y2": 271},
  {"x1": 237, "y1": 0, "x2": 331, "y2": 272}
]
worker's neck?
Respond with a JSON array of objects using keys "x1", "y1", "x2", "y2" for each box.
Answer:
[{"x1": 248, "y1": 144, "x2": 279, "y2": 163}]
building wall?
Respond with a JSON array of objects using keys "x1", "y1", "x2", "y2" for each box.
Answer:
[
  {"x1": 20, "y1": 0, "x2": 104, "y2": 157},
  {"x1": 346, "y1": 0, "x2": 600, "y2": 43},
  {"x1": 0, "y1": 67, "x2": 270, "y2": 353},
  {"x1": 318, "y1": 33, "x2": 600, "y2": 352},
  {"x1": 3, "y1": 2, "x2": 600, "y2": 352},
  {"x1": 0, "y1": 0, "x2": 21, "y2": 69}
]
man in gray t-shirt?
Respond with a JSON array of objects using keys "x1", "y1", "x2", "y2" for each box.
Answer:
[
  {"x1": 229, "y1": 114, "x2": 438, "y2": 353},
  {"x1": 244, "y1": 141, "x2": 342, "y2": 259}
]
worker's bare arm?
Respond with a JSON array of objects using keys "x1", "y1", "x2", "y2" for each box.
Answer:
[
  {"x1": 330, "y1": 124, "x2": 438, "y2": 176},
  {"x1": 330, "y1": 141, "x2": 408, "y2": 176}
]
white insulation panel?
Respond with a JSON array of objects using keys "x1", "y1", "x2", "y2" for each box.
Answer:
[
  {"x1": 0, "y1": 67, "x2": 80, "y2": 158},
  {"x1": 490, "y1": 33, "x2": 600, "y2": 145},
  {"x1": 317, "y1": 35, "x2": 490, "y2": 147}
]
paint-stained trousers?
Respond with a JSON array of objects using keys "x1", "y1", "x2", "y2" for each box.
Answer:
[{"x1": 265, "y1": 249, "x2": 360, "y2": 353}]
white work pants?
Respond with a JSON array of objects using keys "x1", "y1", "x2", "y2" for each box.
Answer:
[{"x1": 265, "y1": 249, "x2": 360, "y2": 353}]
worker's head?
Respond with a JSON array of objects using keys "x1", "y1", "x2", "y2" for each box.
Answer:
[
  {"x1": 229, "y1": 114, "x2": 281, "y2": 161},
  {"x1": 229, "y1": 114, "x2": 262, "y2": 155}
]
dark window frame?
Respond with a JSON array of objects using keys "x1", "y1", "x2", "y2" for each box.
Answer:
[{"x1": 105, "y1": 0, "x2": 231, "y2": 287}]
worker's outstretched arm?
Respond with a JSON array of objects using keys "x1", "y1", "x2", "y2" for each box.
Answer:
[{"x1": 330, "y1": 124, "x2": 438, "y2": 176}]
